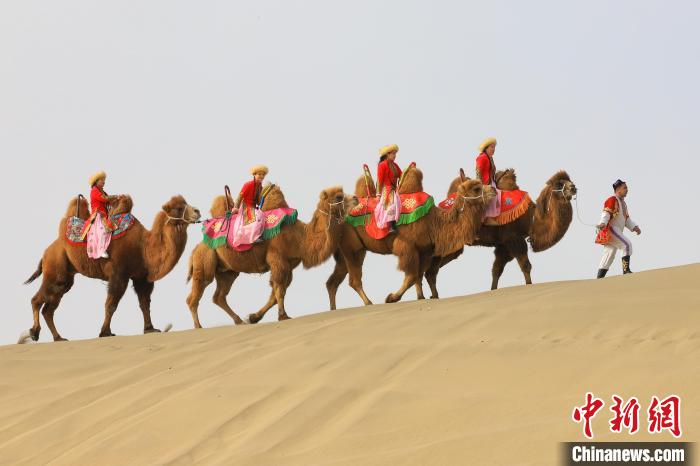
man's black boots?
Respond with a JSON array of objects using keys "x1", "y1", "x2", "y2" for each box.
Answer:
[
  {"x1": 596, "y1": 269, "x2": 608, "y2": 279},
  {"x1": 622, "y1": 255, "x2": 633, "y2": 274}
]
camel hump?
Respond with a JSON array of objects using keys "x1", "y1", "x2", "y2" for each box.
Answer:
[
  {"x1": 110, "y1": 195, "x2": 134, "y2": 216},
  {"x1": 495, "y1": 168, "x2": 519, "y2": 191},
  {"x1": 65, "y1": 195, "x2": 90, "y2": 220},
  {"x1": 447, "y1": 177, "x2": 461, "y2": 196},
  {"x1": 355, "y1": 173, "x2": 376, "y2": 198},
  {"x1": 397, "y1": 166, "x2": 423, "y2": 194},
  {"x1": 210, "y1": 194, "x2": 233, "y2": 217}
]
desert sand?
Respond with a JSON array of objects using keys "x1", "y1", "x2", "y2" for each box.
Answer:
[{"x1": 0, "y1": 264, "x2": 698, "y2": 465}]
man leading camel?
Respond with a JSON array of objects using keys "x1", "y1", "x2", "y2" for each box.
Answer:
[{"x1": 595, "y1": 179, "x2": 641, "y2": 278}]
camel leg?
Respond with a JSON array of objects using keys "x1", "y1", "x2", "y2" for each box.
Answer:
[
  {"x1": 212, "y1": 271, "x2": 245, "y2": 325},
  {"x1": 509, "y1": 239, "x2": 533, "y2": 285},
  {"x1": 386, "y1": 240, "x2": 420, "y2": 304},
  {"x1": 344, "y1": 250, "x2": 373, "y2": 307},
  {"x1": 491, "y1": 245, "x2": 514, "y2": 290},
  {"x1": 426, "y1": 249, "x2": 464, "y2": 299},
  {"x1": 325, "y1": 250, "x2": 347, "y2": 310},
  {"x1": 42, "y1": 299, "x2": 66, "y2": 342},
  {"x1": 186, "y1": 275, "x2": 212, "y2": 329},
  {"x1": 425, "y1": 257, "x2": 442, "y2": 300},
  {"x1": 248, "y1": 287, "x2": 277, "y2": 324},
  {"x1": 99, "y1": 276, "x2": 129, "y2": 338},
  {"x1": 414, "y1": 250, "x2": 435, "y2": 300},
  {"x1": 133, "y1": 278, "x2": 160, "y2": 334},
  {"x1": 274, "y1": 269, "x2": 293, "y2": 321},
  {"x1": 30, "y1": 290, "x2": 45, "y2": 341},
  {"x1": 40, "y1": 273, "x2": 74, "y2": 342}
]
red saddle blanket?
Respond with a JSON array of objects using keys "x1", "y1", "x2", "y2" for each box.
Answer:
[
  {"x1": 66, "y1": 214, "x2": 135, "y2": 246},
  {"x1": 438, "y1": 189, "x2": 531, "y2": 225},
  {"x1": 345, "y1": 192, "x2": 434, "y2": 240}
]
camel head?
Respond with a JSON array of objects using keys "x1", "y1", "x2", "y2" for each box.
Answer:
[
  {"x1": 398, "y1": 165, "x2": 423, "y2": 194},
  {"x1": 317, "y1": 186, "x2": 353, "y2": 222},
  {"x1": 65, "y1": 195, "x2": 90, "y2": 220},
  {"x1": 455, "y1": 179, "x2": 496, "y2": 211},
  {"x1": 109, "y1": 195, "x2": 134, "y2": 216},
  {"x1": 494, "y1": 169, "x2": 519, "y2": 191},
  {"x1": 162, "y1": 195, "x2": 201, "y2": 225},
  {"x1": 545, "y1": 171, "x2": 577, "y2": 201}
]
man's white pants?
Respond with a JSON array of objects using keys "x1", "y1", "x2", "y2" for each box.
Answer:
[{"x1": 599, "y1": 228, "x2": 633, "y2": 270}]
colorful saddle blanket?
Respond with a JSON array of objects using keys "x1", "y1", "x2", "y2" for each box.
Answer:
[
  {"x1": 345, "y1": 192, "x2": 434, "y2": 240},
  {"x1": 66, "y1": 214, "x2": 135, "y2": 246},
  {"x1": 202, "y1": 207, "x2": 298, "y2": 252},
  {"x1": 438, "y1": 189, "x2": 531, "y2": 225}
]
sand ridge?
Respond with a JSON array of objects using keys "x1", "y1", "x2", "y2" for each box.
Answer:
[{"x1": 0, "y1": 264, "x2": 698, "y2": 465}]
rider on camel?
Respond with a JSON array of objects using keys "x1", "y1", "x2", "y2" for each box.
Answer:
[
  {"x1": 87, "y1": 171, "x2": 120, "y2": 259},
  {"x1": 475, "y1": 137, "x2": 501, "y2": 226},
  {"x1": 376, "y1": 144, "x2": 402, "y2": 232}
]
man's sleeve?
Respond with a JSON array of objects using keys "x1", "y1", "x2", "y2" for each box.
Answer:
[
  {"x1": 475, "y1": 155, "x2": 489, "y2": 184},
  {"x1": 377, "y1": 163, "x2": 387, "y2": 190},
  {"x1": 598, "y1": 197, "x2": 615, "y2": 227}
]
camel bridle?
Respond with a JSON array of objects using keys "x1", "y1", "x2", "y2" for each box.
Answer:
[
  {"x1": 318, "y1": 198, "x2": 346, "y2": 229},
  {"x1": 546, "y1": 181, "x2": 575, "y2": 212},
  {"x1": 458, "y1": 186, "x2": 488, "y2": 211},
  {"x1": 165, "y1": 204, "x2": 200, "y2": 225}
]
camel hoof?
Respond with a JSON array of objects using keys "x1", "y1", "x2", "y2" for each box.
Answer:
[
  {"x1": 54, "y1": 337, "x2": 69, "y2": 342},
  {"x1": 248, "y1": 314, "x2": 261, "y2": 324},
  {"x1": 163, "y1": 323, "x2": 173, "y2": 333},
  {"x1": 278, "y1": 314, "x2": 292, "y2": 321},
  {"x1": 144, "y1": 327, "x2": 161, "y2": 334},
  {"x1": 385, "y1": 293, "x2": 400, "y2": 304},
  {"x1": 234, "y1": 319, "x2": 247, "y2": 325},
  {"x1": 430, "y1": 295, "x2": 439, "y2": 300},
  {"x1": 99, "y1": 331, "x2": 116, "y2": 338}
]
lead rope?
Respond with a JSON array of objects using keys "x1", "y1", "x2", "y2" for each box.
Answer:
[{"x1": 572, "y1": 191, "x2": 600, "y2": 228}]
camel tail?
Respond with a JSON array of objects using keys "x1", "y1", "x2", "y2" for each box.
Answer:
[
  {"x1": 24, "y1": 260, "x2": 43, "y2": 285},
  {"x1": 186, "y1": 256, "x2": 193, "y2": 283}
]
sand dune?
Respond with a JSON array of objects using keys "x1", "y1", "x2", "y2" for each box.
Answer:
[{"x1": 1, "y1": 264, "x2": 698, "y2": 465}]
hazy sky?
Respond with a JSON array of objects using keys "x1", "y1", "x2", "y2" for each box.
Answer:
[{"x1": 2, "y1": 1, "x2": 699, "y2": 345}]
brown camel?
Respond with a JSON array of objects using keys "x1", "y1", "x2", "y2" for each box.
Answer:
[
  {"x1": 325, "y1": 167, "x2": 495, "y2": 308},
  {"x1": 24, "y1": 195, "x2": 201, "y2": 341},
  {"x1": 424, "y1": 169, "x2": 577, "y2": 296},
  {"x1": 186, "y1": 185, "x2": 355, "y2": 327}
]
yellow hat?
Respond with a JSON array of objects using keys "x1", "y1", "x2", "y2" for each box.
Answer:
[
  {"x1": 250, "y1": 165, "x2": 269, "y2": 176},
  {"x1": 478, "y1": 137, "x2": 497, "y2": 153},
  {"x1": 88, "y1": 171, "x2": 107, "y2": 187},
  {"x1": 379, "y1": 144, "x2": 399, "y2": 157}
]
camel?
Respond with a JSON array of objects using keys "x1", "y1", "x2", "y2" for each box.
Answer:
[
  {"x1": 186, "y1": 185, "x2": 355, "y2": 327},
  {"x1": 424, "y1": 169, "x2": 577, "y2": 296},
  {"x1": 23, "y1": 195, "x2": 201, "y2": 341},
  {"x1": 325, "y1": 167, "x2": 495, "y2": 308}
]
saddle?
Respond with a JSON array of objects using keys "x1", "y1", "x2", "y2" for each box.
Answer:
[
  {"x1": 202, "y1": 207, "x2": 298, "y2": 252},
  {"x1": 438, "y1": 189, "x2": 531, "y2": 226},
  {"x1": 66, "y1": 213, "x2": 135, "y2": 246},
  {"x1": 345, "y1": 192, "x2": 434, "y2": 240}
]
